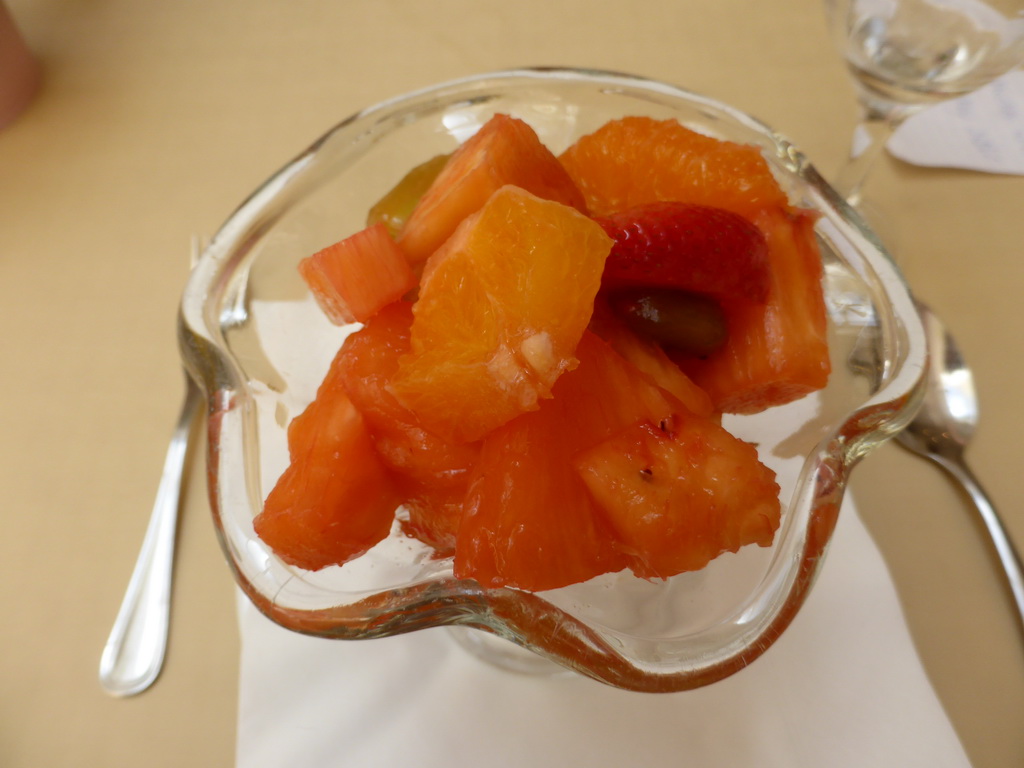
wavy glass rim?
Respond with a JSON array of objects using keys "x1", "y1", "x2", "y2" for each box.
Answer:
[{"x1": 179, "y1": 67, "x2": 927, "y2": 692}]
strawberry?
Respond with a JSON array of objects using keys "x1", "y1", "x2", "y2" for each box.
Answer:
[{"x1": 595, "y1": 202, "x2": 770, "y2": 304}]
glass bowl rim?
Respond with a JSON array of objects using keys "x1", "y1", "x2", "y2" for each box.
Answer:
[{"x1": 178, "y1": 66, "x2": 927, "y2": 692}]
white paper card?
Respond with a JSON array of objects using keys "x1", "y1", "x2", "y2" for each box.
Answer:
[{"x1": 889, "y1": 71, "x2": 1024, "y2": 175}]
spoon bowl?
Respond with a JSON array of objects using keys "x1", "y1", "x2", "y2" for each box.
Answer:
[{"x1": 896, "y1": 299, "x2": 1024, "y2": 637}]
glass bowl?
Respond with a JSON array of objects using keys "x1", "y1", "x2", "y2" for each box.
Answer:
[{"x1": 179, "y1": 67, "x2": 926, "y2": 692}]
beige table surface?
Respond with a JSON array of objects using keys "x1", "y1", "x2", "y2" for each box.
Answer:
[{"x1": 2, "y1": 1, "x2": 1022, "y2": 765}]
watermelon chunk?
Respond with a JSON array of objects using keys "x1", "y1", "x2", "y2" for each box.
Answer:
[{"x1": 299, "y1": 222, "x2": 417, "y2": 325}]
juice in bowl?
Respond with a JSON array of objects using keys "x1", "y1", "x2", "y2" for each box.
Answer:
[{"x1": 179, "y1": 67, "x2": 926, "y2": 692}]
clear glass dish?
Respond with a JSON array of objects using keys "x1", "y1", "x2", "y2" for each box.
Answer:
[{"x1": 179, "y1": 67, "x2": 926, "y2": 692}]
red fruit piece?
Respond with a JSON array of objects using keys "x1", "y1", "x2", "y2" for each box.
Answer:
[
  {"x1": 254, "y1": 351, "x2": 403, "y2": 571},
  {"x1": 674, "y1": 205, "x2": 830, "y2": 414},
  {"x1": 574, "y1": 412, "x2": 781, "y2": 579},
  {"x1": 595, "y1": 201, "x2": 770, "y2": 305},
  {"x1": 298, "y1": 222, "x2": 417, "y2": 325}
]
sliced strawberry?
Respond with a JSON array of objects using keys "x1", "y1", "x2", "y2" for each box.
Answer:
[{"x1": 595, "y1": 201, "x2": 770, "y2": 304}]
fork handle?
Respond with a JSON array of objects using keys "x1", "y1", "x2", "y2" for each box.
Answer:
[
  {"x1": 98, "y1": 376, "x2": 202, "y2": 696},
  {"x1": 937, "y1": 454, "x2": 1024, "y2": 639}
]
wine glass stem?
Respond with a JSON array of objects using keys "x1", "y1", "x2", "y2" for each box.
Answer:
[{"x1": 834, "y1": 111, "x2": 903, "y2": 207}]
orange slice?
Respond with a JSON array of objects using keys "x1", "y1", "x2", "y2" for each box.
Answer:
[{"x1": 391, "y1": 185, "x2": 612, "y2": 444}]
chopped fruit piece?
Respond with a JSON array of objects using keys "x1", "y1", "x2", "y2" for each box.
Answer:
[
  {"x1": 335, "y1": 301, "x2": 478, "y2": 552},
  {"x1": 367, "y1": 154, "x2": 450, "y2": 238},
  {"x1": 260, "y1": 113, "x2": 828, "y2": 584},
  {"x1": 608, "y1": 288, "x2": 728, "y2": 358},
  {"x1": 253, "y1": 351, "x2": 402, "y2": 571},
  {"x1": 588, "y1": 302, "x2": 715, "y2": 419},
  {"x1": 397, "y1": 114, "x2": 587, "y2": 263},
  {"x1": 554, "y1": 330, "x2": 688, "y2": 447},
  {"x1": 454, "y1": 394, "x2": 628, "y2": 592},
  {"x1": 674, "y1": 205, "x2": 830, "y2": 414},
  {"x1": 336, "y1": 301, "x2": 479, "y2": 485},
  {"x1": 298, "y1": 222, "x2": 417, "y2": 325},
  {"x1": 453, "y1": 333, "x2": 629, "y2": 589},
  {"x1": 455, "y1": 331, "x2": 696, "y2": 591},
  {"x1": 559, "y1": 116, "x2": 789, "y2": 218},
  {"x1": 391, "y1": 186, "x2": 612, "y2": 444},
  {"x1": 596, "y1": 202, "x2": 770, "y2": 304},
  {"x1": 574, "y1": 413, "x2": 781, "y2": 579}
]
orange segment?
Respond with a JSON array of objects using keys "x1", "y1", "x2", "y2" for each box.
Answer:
[
  {"x1": 454, "y1": 392, "x2": 628, "y2": 592},
  {"x1": 558, "y1": 116, "x2": 788, "y2": 218},
  {"x1": 336, "y1": 301, "x2": 479, "y2": 486},
  {"x1": 397, "y1": 114, "x2": 587, "y2": 264},
  {"x1": 335, "y1": 301, "x2": 478, "y2": 553},
  {"x1": 391, "y1": 185, "x2": 612, "y2": 444}
]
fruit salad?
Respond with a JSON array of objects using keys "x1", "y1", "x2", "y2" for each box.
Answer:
[{"x1": 252, "y1": 113, "x2": 831, "y2": 593}]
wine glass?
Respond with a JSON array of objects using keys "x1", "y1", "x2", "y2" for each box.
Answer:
[{"x1": 824, "y1": 0, "x2": 1024, "y2": 205}]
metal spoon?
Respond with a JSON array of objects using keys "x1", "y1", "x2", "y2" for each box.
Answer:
[
  {"x1": 99, "y1": 240, "x2": 203, "y2": 696},
  {"x1": 99, "y1": 375, "x2": 201, "y2": 696},
  {"x1": 896, "y1": 300, "x2": 1024, "y2": 636}
]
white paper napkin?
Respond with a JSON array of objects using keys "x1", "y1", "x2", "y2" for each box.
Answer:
[
  {"x1": 888, "y1": 70, "x2": 1024, "y2": 175},
  {"x1": 235, "y1": 494, "x2": 971, "y2": 768}
]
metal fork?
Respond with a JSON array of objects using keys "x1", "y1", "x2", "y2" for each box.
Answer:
[{"x1": 99, "y1": 240, "x2": 203, "y2": 697}]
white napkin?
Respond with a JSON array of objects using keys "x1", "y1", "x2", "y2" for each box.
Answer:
[
  {"x1": 235, "y1": 494, "x2": 971, "y2": 768},
  {"x1": 888, "y1": 70, "x2": 1024, "y2": 175}
]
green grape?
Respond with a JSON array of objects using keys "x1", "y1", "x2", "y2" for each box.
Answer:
[
  {"x1": 609, "y1": 287, "x2": 727, "y2": 357},
  {"x1": 366, "y1": 153, "x2": 450, "y2": 238}
]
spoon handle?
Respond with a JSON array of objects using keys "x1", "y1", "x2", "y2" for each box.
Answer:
[
  {"x1": 938, "y1": 454, "x2": 1024, "y2": 637},
  {"x1": 98, "y1": 374, "x2": 202, "y2": 696}
]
